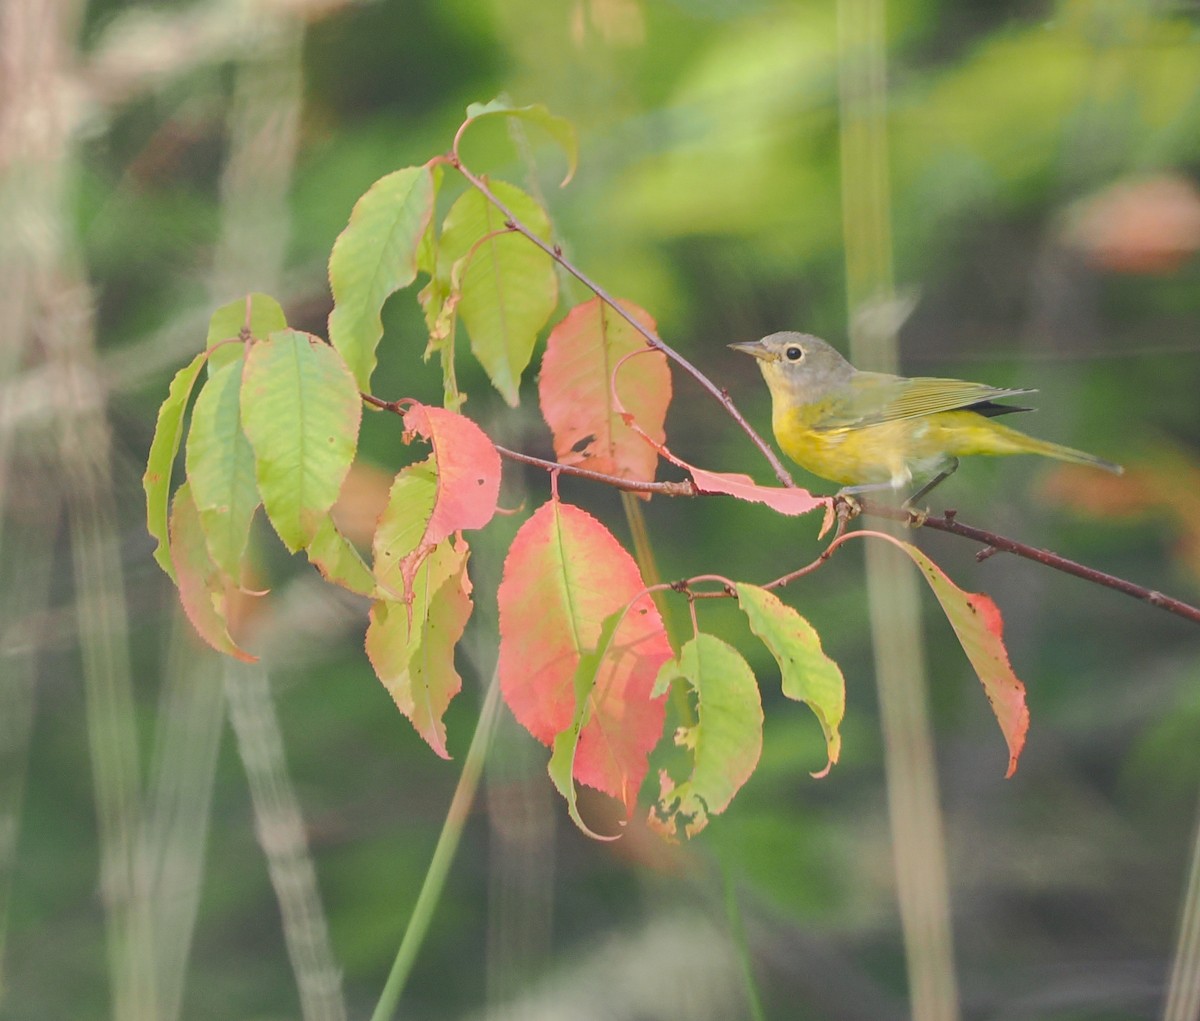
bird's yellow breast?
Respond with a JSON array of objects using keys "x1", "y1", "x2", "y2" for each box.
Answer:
[{"x1": 773, "y1": 406, "x2": 980, "y2": 487}]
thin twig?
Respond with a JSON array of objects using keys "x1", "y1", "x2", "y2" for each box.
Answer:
[
  {"x1": 443, "y1": 154, "x2": 796, "y2": 488},
  {"x1": 368, "y1": 387, "x2": 1200, "y2": 627},
  {"x1": 861, "y1": 500, "x2": 1200, "y2": 626}
]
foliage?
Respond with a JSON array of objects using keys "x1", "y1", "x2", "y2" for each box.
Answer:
[{"x1": 145, "y1": 103, "x2": 1035, "y2": 838}]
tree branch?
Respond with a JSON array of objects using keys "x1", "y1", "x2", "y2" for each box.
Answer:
[
  {"x1": 859, "y1": 500, "x2": 1200, "y2": 626},
  {"x1": 366, "y1": 387, "x2": 1200, "y2": 627}
]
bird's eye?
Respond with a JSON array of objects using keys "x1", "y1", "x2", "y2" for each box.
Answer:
[{"x1": 785, "y1": 346, "x2": 803, "y2": 362}]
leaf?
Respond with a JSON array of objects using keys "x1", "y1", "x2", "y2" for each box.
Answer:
[
  {"x1": 185, "y1": 354, "x2": 260, "y2": 582},
  {"x1": 858, "y1": 530, "x2": 1030, "y2": 777},
  {"x1": 546, "y1": 594, "x2": 676, "y2": 831},
  {"x1": 366, "y1": 537, "x2": 473, "y2": 758},
  {"x1": 539, "y1": 297, "x2": 670, "y2": 485},
  {"x1": 206, "y1": 293, "x2": 287, "y2": 373},
  {"x1": 647, "y1": 634, "x2": 763, "y2": 840},
  {"x1": 144, "y1": 350, "x2": 208, "y2": 581},
  {"x1": 168, "y1": 482, "x2": 257, "y2": 662},
  {"x1": 438, "y1": 183, "x2": 558, "y2": 406},
  {"x1": 734, "y1": 584, "x2": 845, "y2": 777},
  {"x1": 307, "y1": 516, "x2": 376, "y2": 597},
  {"x1": 328, "y1": 165, "x2": 437, "y2": 391},
  {"x1": 688, "y1": 467, "x2": 827, "y2": 517},
  {"x1": 240, "y1": 330, "x2": 362, "y2": 553},
  {"x1": 373, "y1": 457, "x2": 438, "y2": 594},
  {"x1": 401, "y1": 402, "x2": 502, "y2": 544},
  {"x1": 497, "y1": 500, "x2": 671, "y2": 816},
  {"x1": 460, "y1": 99, "x2": 579, "y2": 186},
  {"x1": 624, "y1": 421, "x2": 827, "y2": 517}
]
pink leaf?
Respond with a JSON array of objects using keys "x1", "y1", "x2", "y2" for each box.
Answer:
[{"x1": 539, "y1": 298, "x2": 670, "y2": 485}]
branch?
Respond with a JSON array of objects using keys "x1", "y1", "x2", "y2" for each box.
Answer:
[
  {"x1": 860, "y1": 499, "x2": 1200, "y2": 626},
  {"x1": 444, "y1": 152, "x2": 797, "y2": 488}
]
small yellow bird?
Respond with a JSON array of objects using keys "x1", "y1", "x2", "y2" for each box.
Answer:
[{"x1": 730, "y1": 332, "x2": 1122, "y2": 501}]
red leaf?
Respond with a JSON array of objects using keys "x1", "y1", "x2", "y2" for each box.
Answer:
[
  {"x1": 688, "y1": 467, "x2": 827, "y2": 517},
  {"x1": 394, "y1": 403, "x2": 501, "y2": 597},
  {"x1": 402, "y1": 403, "x2": 501, "y2": 540},
  {"x1": 538, "y1": 298, "x2": 670, "y2": 485},
  {"x1": 497, "y1": 500, "x2": 671, "y2": 811},
  {"x1": 169, "y1": 482, "x2": 257, "y2": 662}
]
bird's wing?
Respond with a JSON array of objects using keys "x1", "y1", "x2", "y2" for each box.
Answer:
[{"x1": 813, "y1": 373, "x2": 1036, "y2": 430}]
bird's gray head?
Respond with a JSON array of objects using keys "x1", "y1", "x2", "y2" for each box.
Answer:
[{"x1": 728, "y1": 332, "x2": 855, "y2": 405}]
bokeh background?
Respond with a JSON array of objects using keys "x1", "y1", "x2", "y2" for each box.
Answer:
[{"x1": 3, "y1": 0, "x2": 1200, "y2": 1018}]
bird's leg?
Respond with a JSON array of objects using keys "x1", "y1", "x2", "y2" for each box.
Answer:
[{"x1": 903, "y1": 457, "x2": 959, "y2": 512}]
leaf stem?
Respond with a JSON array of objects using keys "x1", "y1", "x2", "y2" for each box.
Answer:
[{"x1": 370, "y1": 674, "x2": 502, "y2": 1021}]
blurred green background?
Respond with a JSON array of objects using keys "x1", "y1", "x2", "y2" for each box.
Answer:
[{"x1": 3, "y1": 0, "x2": 1200, "y2": 1018}]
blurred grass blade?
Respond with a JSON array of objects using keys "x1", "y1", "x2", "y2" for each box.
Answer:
[
  {"x1": 1164, "y1": 795, "x2": 1200, "y2": 1021},
  {"x1": 225, "y1": 661, "x2": 347, "y2": 1021},
  {"x1": 143, "y1": 622, "x2": 226, "y2": 1021}
]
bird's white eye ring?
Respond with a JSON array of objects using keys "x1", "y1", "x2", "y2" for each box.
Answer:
[{"x1": 785, "y1": 346, "x2": 803, "y2": 361}]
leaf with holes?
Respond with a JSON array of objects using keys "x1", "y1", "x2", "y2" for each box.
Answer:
[
  {"x1": 539, "y1": 297, "x2": 669, "y2": 486},
  {"x1": 648, "y1": 634, "x2": 763, "y2": 840}
]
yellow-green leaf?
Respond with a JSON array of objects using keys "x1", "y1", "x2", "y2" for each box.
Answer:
[
  {"x1": 460, "y1": 99, "x2": 579, "y2": 186},
  {"x1": 648, "y1": 634, "x2": 763, "y2": 840},
  {"x1": 185, "y1": 355, "x2": 260, "y2": 582},
  {"x1": 307, "y1": 516, "x2": 376, "y2": 596},
  {"x1": 144, "y1": 350, "x2": 208, "y2": 581},
  {"x1": 240, "y1": 330, "x2": 362, "y2": 553},
  {"x1": 366, "y1": 537, "x2": 473, "y2": 758},
  {"x1": 372, "y1": 456, "x2": 439, "y2": 594},
  {"x1": 206, "y1": 293, "x2": 287, "y2": 373},
  {"x1": 437, "y1": 183, "x2": 557, "y2": 406},
  {"x1": 735, "y1": 583, "x2": 845, "y2": 777},
  {"x1": 328, "y1": 165, "x2": 436, "y2": 390}
]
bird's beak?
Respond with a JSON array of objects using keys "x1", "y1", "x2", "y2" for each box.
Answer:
[{"x1": 728, "y1": 340, "x2": 772, "y2": 361}]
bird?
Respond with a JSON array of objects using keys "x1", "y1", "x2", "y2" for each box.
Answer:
[{"x1": 729, "y1": 331, "x2": 1122, "y2": 503}]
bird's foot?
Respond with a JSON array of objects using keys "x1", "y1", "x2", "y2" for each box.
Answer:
[{"x1": 834, "y1": 493, "x2": 862, "y2": 523}]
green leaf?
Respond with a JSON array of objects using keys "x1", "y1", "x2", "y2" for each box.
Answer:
[
  {"x1": 143, "y1": 350, "x2": 208, "y2": 581},
  {"x1": 328, "y1": 165, "x2": 437, "y2": 391},
  {"x1": 307, "y1": 516, "x2": 376, "y2": 597},
  {"x1": 547, "y1": 610, "x2": 626, "y2": 841},
  {"x1": 648, "y1": 634, "x2": 764, "y2": 840},
  {"x1": 240, "y1": 330, "x2": 362, "y2": 553},
  {"x1": 460, "y1": 99, "x2": 579, "y2": 186},
  {"x1": 372, "y1": 457, "x2": 439, "y2": 595},
  {"x1": 206, "y1": 293, "x2": 287, "y2": 374},
  {"x1": 735, "y1": 583, "x2": 845, "y2": 777},
  {"x1": 438, "y1": 183, "x2": 558, "y2": 406},
  {"x1": 185, "y1": 355, "x2": 260, "y2": 582}
]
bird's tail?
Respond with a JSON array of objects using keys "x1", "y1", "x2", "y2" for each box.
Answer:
[{"x1": 984, "y1": 419, "x2": 1123, "y2": 474}]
